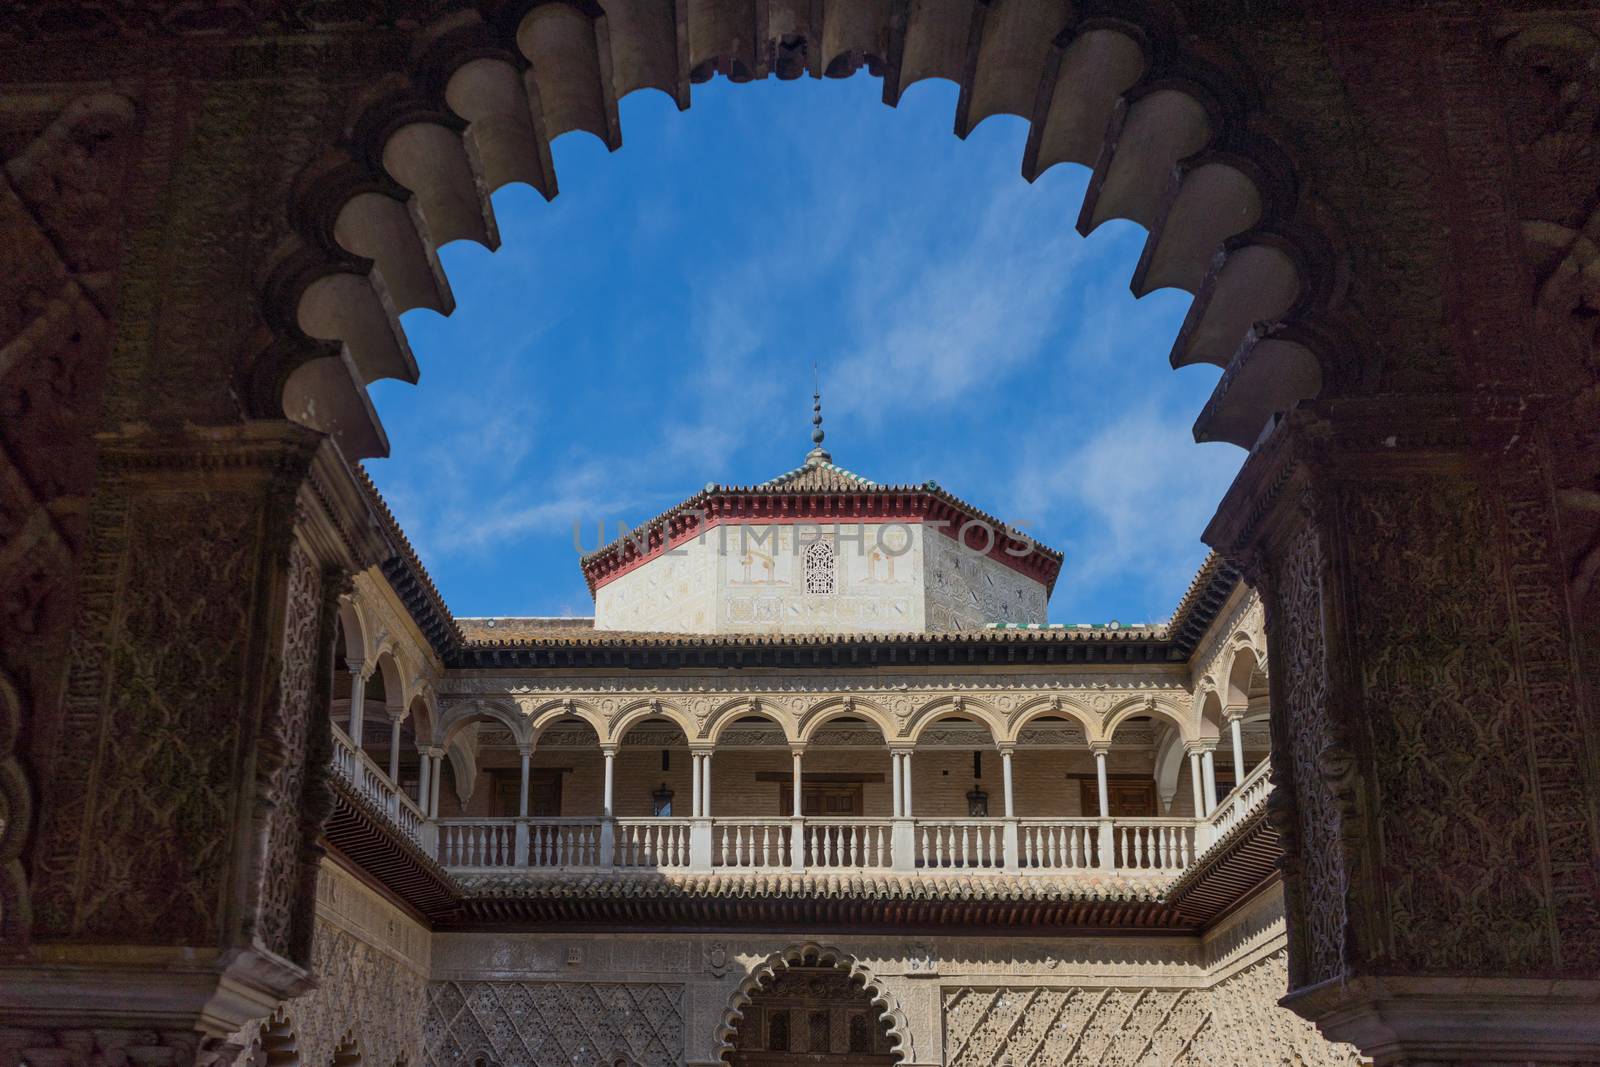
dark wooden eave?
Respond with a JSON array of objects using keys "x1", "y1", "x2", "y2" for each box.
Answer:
[
  {"x1": 1163, "y1": 553, "x2": 1242, "y2": 659},
  {"x1": 438, "y1": 889, "x2": 1190, "y2": 934},
  {"x1": 446, "y1": 630, "x2": 1185, "y2": 670},
  {"x1": 323, "y1": 778, "x2": 463, "y2": 923},
  {"x1": 1164, "y1": 803, "x2": 1282, "y2": 926}
]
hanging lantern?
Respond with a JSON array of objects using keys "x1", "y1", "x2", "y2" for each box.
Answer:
[{"x1": 651, "y1": 782, "x2": 675, "y2": 817}]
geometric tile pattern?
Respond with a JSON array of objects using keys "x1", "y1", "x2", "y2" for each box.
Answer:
[
  {"x1": 943, "y1": 952, "x2": 1363, "y2": 1067},
  {"x1": 425, "y1": 981, "x2": 683, "y2": 1067}
]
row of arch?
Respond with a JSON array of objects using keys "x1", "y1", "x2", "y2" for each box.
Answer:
[
  {"x1": 438, "y1": 689, "x2": 1209, "y2": 754},
  {"x1": 331, "y1": 590, "x2": 1271, "y2": 756},
  {"x1": 259, "y1": 0, "x2": 1346, "y2": 462}
]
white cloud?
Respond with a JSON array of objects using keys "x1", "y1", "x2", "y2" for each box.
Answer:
[{"x1": 1013, "y1": 405, "x2": 1243, "y2": 623}]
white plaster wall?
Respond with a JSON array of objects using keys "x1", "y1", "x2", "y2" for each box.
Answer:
[
  {"x1": 596, "y1": 522, "x2": 928, "y2": 634},
  {"x1": 594, "y1": 535, "x2": 719, "y2": 631},
  {"x1": 595, "y1": 522, "x2": 1048, "y2": 634},
  {"x1": 923, "y1": 527, "x2": 1049, "y2": 630}
]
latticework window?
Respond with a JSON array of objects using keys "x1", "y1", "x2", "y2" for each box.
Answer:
[{"x1": 804, "y1": 540, "x2": 835, "y2": 594}]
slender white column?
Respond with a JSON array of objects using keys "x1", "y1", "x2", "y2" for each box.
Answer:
[
  {"x1": 1001, "y1": 747, "x2": 1015, "y2": 818},
  {"x1": 347, "y1": 663, "x2": 367, "y2": 747},
  {"x1": 1188, "y1": 750, "x2": 1205, "y2": 817},
  {"x1": 691, "y1": 752, "x2": 703, "y2": 818},
  {"x1": 1201, "y1": 748, "x2": 1219, "y2": 814},
  {"x1": 1229, "y1": 715, "x2": 1247, "y2": 788},
  {"x1": 430, "y1": 751, "x2": 444, "y2": 818},
  {"x1": 901, "y1": 750, "x2": 913, "y2": 816},
  {"x1": 701, "y1": 751, "x2": 713, "y2": 817},
  {"x1": 1094, "y1": 748, "x2": 1110, "y2": 817},
  {"x1": 418, "y1": 749, "x2": 432, "y2": 811},
  {"x1": 791, "y1": 748, "x2": 803, "y2": 816},
  {"x1": 891, "y1": 752, "x2": 903, "y2": 818},
  {"x1": 602, "y1": 747, "x2": 616, "y2": 818},
  {"x1": 388, "y1": 717, "x2": 403, "y2": 781},
  {"x1": 518, "y1": 745, "x2": 532, "y2": 818}
]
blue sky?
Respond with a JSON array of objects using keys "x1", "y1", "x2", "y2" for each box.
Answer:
[{"x1": 366, "y1": 74, "x2": 1242, "y2": 626}]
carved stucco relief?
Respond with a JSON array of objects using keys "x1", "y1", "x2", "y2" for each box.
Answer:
[
  {"x1": 424, "y1": 981, "x2": 684, "y2": 1067},
  {"x1": 230, "y1": 859, "x2": 431, "y2": 1067},
  {"x1": 941, "y1": 952, "x2": 1361, "y2": 1067}
]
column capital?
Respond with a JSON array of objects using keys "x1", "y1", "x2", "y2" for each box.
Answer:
[
  {"x1": 1184, "y1": 738, "x2": 1218, "y2": 755},
  {"x1": 787, "y1": 741, "x2": 806, "y2": 756},
  {"x1": 517, "y1": 742, "x2": 535, "y2": 757},
  {"x1": 598, "y1": 742, "x2": 619, "y2": 757},
  {"x1": 888, "y1": 744, "x2": 916, "y2": 756},
  {"x1": 345, "y1": 657, "x2": 367, "y2": 677},
  {"x1": 1088, "y1": 741, "x2": 1113, "y2": 757},
  {"x1": 687, "y1": 742, "x2": 715, "y2": 756},
  {"x1": 1223, "y1": 706, "x2": 1249, "y2": 726},
  {"x1": 422, "y1": 745, "x2": 445, "y2": 759},
  {"x1": 995, "y1": 743, "x2": 1016, "y2": 758}
]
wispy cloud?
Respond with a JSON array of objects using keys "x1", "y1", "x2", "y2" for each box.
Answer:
[{"x1": 1012, "y1": 404, "x2": 1241, "y2": 623}]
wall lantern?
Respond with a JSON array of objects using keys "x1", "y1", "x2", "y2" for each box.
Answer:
[
  {"x1": 966, "y1": 786, "x2": 989, "y2": 817},
  {"x1": 652, "y1": 782, "x2": 675, "y2": 817}
]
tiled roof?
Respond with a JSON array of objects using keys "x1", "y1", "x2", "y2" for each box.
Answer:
[
  {"x1": 578, "y1": 457, "x2": 1062, "y2": 583},
  {"x1": 354, "y1": 465, "x2": 464, "y2": 658},
  {"x1": 755, "y1": 460, "x2": 883, "y2": 492},
  {"x1": 457, "y1": 617, "x2": 595, "y2": 642},
  {"x1": 453, "y1": 869, "x2": 1176, "y2": 902}
]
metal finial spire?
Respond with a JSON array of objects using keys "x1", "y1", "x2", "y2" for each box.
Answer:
[{"x1": 806, "y1": 363, "x2": 831, "y2": 465}]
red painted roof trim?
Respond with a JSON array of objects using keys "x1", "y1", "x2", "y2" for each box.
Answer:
[{"x1": 581, "y1": 492, "x2": 1061, "y2": 596}]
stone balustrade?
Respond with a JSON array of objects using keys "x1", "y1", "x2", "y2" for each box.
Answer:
[
  {"x1": 330, "y1": 724, "x2": 429, "y2": 849},
  {"x1": 328, "y1": 726, "x2": 1278, "y2": 880}
]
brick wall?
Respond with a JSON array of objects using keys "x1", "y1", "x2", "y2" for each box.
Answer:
[{"x1": 436, "y1": 743, "x2": 1268, "y2": 820}]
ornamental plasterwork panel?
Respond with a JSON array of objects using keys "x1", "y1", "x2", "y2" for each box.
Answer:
[
  {"x1": 940, "y1": 954, "x2": 1358, "y2": 1067},
  {"x1": 425, "y1": 980, "x2": 684, "y2": 1067}
]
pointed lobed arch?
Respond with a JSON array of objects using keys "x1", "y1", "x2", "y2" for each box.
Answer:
[
  {"x1": 255, "y1": 0, "x2": 1344, "y2": 463},
  {"x1": 243, "y1": 1008, "x2": 301, "y2": 1067},
  {"x1": 714, "y1": 942, "x2": 911, "y2": 1063}
]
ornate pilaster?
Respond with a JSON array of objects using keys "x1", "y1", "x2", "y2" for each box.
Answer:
[
  {"x1": 3, "y1": 422, "x2": 388, "y2": 1050},
  {"x1": 1206, "y1": 401, "x2": 1600, "y2": 1065}
]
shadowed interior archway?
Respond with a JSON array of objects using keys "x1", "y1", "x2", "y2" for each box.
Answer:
[{"x1": 717, "y1": 943, "x2": 909, "y2": 1065}]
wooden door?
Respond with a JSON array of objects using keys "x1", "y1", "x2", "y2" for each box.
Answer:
[
  {"x1": 492, "y1": 770, "x2": 563, "y2": 816},
  {"x1": 781, "y1": 784, "x2": 862, "y2": 817},
  {"x1": 1081, "y1": 779, "x2": 1157, "y2": 817}
]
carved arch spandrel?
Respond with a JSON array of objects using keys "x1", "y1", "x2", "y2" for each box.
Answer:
[
  {"x1": 704, "y1": 696, "x2": 798, "y2": 744},
  {"x1": 1000, "y1": 694, "x2": 1100, "y2": 745},
  {"x1": 436, "y1": 696, "x2": 526, "y2": 748},
  {"x1": 796, "y1": 695, "x2": 895, "y2": 744},
  {"x1": 512, "y1": 695, "x2": 608, "y2": 746},
  {"x1": 606, "y1": 697, "x2": 696, "y2": 746},
  {"x1": 904, "y1": 695, "x2": 1005, "y2": 745},
  {"x1": 714, "y1": 942, "x2": 911, "y2": 1063},
  {"x1": 1103, "y1": 695, "x2": 1197, "y2": 746}
]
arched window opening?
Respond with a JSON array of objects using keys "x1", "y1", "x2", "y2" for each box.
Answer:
[{"x1": 728, "y1": 965, "x2": 898, "y2": 1065}]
